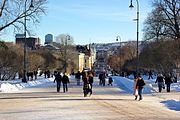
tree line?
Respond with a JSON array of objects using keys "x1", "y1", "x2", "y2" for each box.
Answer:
[
  {"x1": 108, "y1": 0, "x2": 180, "y2": 74},
  {"x1": 0, "y1": 42, "x2": 78, "y2": 80}
]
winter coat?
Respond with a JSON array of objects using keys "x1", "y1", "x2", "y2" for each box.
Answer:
[
  {"x1": 62, "y1": 75, "x2": 69, "y2": 84},
  {"x1": 89, "y1": 76, "x2": 93, "y2": 84},
  {"x1": 155, "y1": 76, "x2": 164, "y2": 83},
  {"x1": 165, "y1": 76, "x2": 172, "y2": 84},
  {"x1": 75, "y1": 72, "x2": 81, "y2": 79},
  {"x1": 54, "y1": 73, "x2": 62, "y2": 83},
  {"x1": 99, "y1": 74, "x2": 103, "y2": 80},
  {"x1": 109, "y1": 77, "x2": 113, "y2": 83},
  {"x1": 136, "y1": 78, "x2": 145, "y2": 89}
]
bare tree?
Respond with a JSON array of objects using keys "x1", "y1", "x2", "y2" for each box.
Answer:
[
  {"x1": 0, "y1": 0, "x2": 47, "y2": 32},
  {"x1": 0, "y1": 43, "x2": 23, "y2": 80},
  {"x1": 139, "y1": 39, "x2": 179, "y2": 73},
  {"x1": 0, "y1": 41, "x2": 8, "y2": 49},
  {"x1": 107, "y1": 41, "x2": 137, "y2": 73},
  {"x1": 145, "y1": 0, "x2": 180, "y2": 40},
  {"x1": 143, "y1": 7, "x2": 168, "y2": 41},
  {"x1": 27, "y1": 51, "x2": 45, "y2": 72}
]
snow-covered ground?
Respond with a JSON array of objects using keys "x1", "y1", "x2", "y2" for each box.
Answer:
[
  {"x1": 112, "y1": 75, "x2": 180, "y2": 112},
  {"x1": 0, "y1": 75, "x2": 180, "y2": 111},
  {"x1": 0, "y1": 76, "x2": 55, "y2": 92}
]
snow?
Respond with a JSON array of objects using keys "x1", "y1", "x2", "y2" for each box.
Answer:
[
  {"x1": 0, "y1": 74, "x2": 179, "y2": 111},
  {"x1": 161, "y1": 100, "x2": 180, "y2": 111},
  {"x1": 112, "y1": 75, "x2": 180, "y2": 112},
  {"x1": 0, "y1": 76, "x2": 54, "y2": 92},
  {"x1": 112, "y1": 76, "x2": 154, "y2": 93}
]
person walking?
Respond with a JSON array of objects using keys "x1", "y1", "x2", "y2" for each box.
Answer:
[
  {"x1": 133, "y1": 76, "x2": 138, "y2": 100},
  {"x1": 82, "y1": 72, "x2": 90, "y2": 97},
  {"x1": 102, "y1": 73, "x2": 106, "y2": 86},
  {"x1": 148, "y1": 70, "x2": 153, "y2": 79},
  {"x1": 164, "y1": 74, "x2": 173, "y2": 92},
  {"x1": 155, "y1": 74, "x2": 164, "y2": 92},
  {"x1": 75, "y1": 71, "x2": 81, "y2": 86},
  {"x1": 135, "y1": 73, "x2": 146, "y2": 101},
  {"x1": 108, "y1": 76, "x2": 113, "y2": 86},
  {"x1": 62, "y1": 72, "x2": 70, "y2": 93},
  {"x1": 99, "y1": 73, "x2": 103, "y2": 85},
  {"x1": 88, "y1": 72, "x2": 94, "y2": 95},
  {"x1": 54, "y1": 72, "x2": 62, "y2": 92}
]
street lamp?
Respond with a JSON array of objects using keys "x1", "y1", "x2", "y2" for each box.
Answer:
[
  {"x1": 22, "y1": 0, "x2": 34, "y2": 83},
  {"x1": 116, "y1": 35, "x2": 122, "y2": 75},
  {"x1": 129, "y1": 0, "x2": 139, "y2": 74},
  {"x1": 64, "y1": 35, "x2": 70, "y2": 73}
]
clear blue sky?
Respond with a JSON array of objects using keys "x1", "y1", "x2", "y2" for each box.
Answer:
[{"x1": 2, "y1": 0, "x2": 153, "y2": 45}]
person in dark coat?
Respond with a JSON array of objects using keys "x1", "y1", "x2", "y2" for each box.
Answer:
[
  {"x1": 54, "y1": 72, "x2": 62, "y2": 92},
  {"x1": 75, "y1": 71, "x2": 81, "y2": 86},
  {"x1": 62, "y1": 72, "x2": 69, "y2": 93},
  {"x1": 99, "y1": 73, "x2": 103, "y2": 85},
  {"x1": 82, "y1": 72, "x2": 89, "y2": 97},
  {"x1": 99, "y1": 73, "x2": 106, "y2": 86},
  {"x1": 44, "y1": 70, "x2": 47, "y2": 78},
  {"x1": 88, "y1": 72, "x2": 93, "y2": 95},
  {"x1": 33, "y1": 71, "x2": 38, "y2": 79},
  {"x1": 164, "y1": 74, "x2": 172, "y2": 92},
  {"x1": 102, "y1": 73, "x2": 106, "y2": 86},
  {"x1": 47, "y1": 70, "x2": 51, "y2": 78},
  {"x1": 155, "y1": 74, "x2": 164, "y2": 92},
  {"x1": 108, "y1": 76, "x2": 113, "y2": 86},
  {"x1": 148, "y1": 70, "x2": 153, "y2": 79},
  {"x1": 135, "y1": 73, "x2": 146, "y2": 101}
]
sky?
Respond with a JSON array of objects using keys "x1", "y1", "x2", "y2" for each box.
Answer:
[{"x1": 1, "y1": 0, "x2": 153, "y2": 45}]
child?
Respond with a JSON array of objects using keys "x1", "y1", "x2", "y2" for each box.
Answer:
[{"x1": 108, "y1": 76, "x2": 113, "y2": 86}]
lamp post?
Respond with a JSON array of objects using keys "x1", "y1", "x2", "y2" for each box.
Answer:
[
  {"x1": 22, "y1": 0, "x2": 34, "y2": 83},
  {"x1": 129, "y1": 0, "x2": 139, "y2": 74},
  {"x1": 64, "y1": 35, "x2": 70, "y2": 73},
  {"x1": 116, "y1": 35, "x2": 122, "y2": 75}
]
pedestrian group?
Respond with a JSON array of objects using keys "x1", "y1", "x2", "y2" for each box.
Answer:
[{"x1": 52, "y1": 69, "x2": 175, "y2": 100}]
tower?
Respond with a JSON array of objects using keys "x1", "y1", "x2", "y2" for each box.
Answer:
[{"x1": 45, "y1": 34, "x2": 53, "y2": 44}]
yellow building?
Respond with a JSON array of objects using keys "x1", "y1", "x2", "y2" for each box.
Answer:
[
  {"x1": 73, "y1": 45, "x2": 96, "y2": 73},
  {"x1": 78, "y1": 53, "x2": 85, "y2": 72}
]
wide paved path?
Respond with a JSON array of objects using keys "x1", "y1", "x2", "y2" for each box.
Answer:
[{"x1": 0, "y1": 78, "x2": 179, "y2": 120}]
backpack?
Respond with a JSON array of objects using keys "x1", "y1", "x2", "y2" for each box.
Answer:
[
  {"x1": 137, "y1": 78, "x2": 145, "y2": 88},
  {"x1": 140, "y1": 78, "x2": 145, "y2": 86}
]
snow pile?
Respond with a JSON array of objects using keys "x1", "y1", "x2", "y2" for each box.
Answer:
[
  {"x1": 112, "y1": 76, "x2": 156, "y2": 93},
  {"x1": 0, "y1": 83, "x2": 19, "y2": 92},
  {"x1": 161, "y1": 100, "x2": 180, "y2": 111},
  {"x1": 171, "y1": 82, "x2": 180, "y2": 92},
  {"x1": 0, "y1": 77, "x2": 54, "y2": 92}
]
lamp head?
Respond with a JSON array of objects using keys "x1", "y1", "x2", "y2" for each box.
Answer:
[
  {"x1": 67, "y1": 35, "x2": 71, "y2": 40},
  {"x1": 30, "y1": 0, "x2": 34, "y2": 8},
  {"x1": 116, "y1": 36, "x2": 119, "y2": 41},
  {"x1": 129, "y1": 0, "x2": 134, "y2": 8}
]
